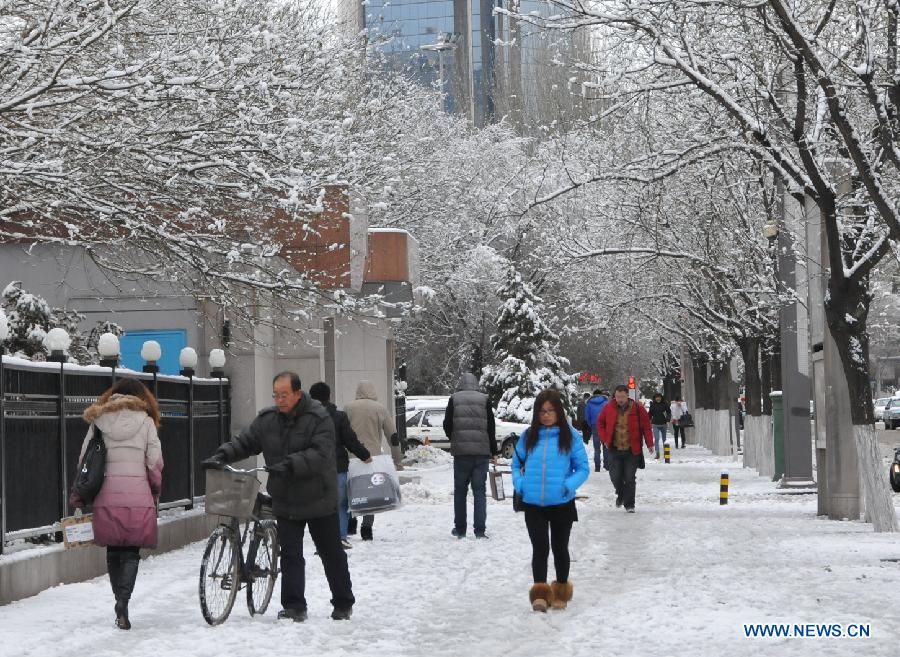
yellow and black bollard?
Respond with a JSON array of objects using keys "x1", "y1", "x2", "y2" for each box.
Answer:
[
  {"x1": 720, "y1": 472, "x2": 729, "y2": 505},
  {"x1": 664, "y1": 444, "x2": 671, "y2": 464}
]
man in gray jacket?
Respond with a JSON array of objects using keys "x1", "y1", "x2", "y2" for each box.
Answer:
[
  {"x1": 443, "y1": 372, "x2": 497, "y2": 539},
  {"x1": 202, "y1": 372, "x2": 354, "y2": 622}
]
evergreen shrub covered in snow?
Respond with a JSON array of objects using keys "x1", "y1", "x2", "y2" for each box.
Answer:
[
  {"x1": 480, "y1": 271, "x2": 577, "y2": 422},
  {"x1": 1, "y1": 282, "x2": 125, "y2": 364}
]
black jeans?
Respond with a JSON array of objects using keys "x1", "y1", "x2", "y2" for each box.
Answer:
[
  {"x1": 672, "y1": 424, "x2": 685, "y2": 448},
  {"x1": 277, "y1": 514, "x2": 355, "y2": 611},
  {"x1": 453, "y1": 455, "x2": 489, "y2": 534},
  {"x1": 608, "y1": 449, "x2": 640, "y2": 509},
  {"x1": 523, "y1": 504, "x2": 574, "y2": 583}
]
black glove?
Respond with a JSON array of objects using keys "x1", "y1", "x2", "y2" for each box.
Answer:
[
  {"x1": 201, "y1": 454, "x2": 227, "y2": 470},
  {"x1": 266, "y1": 459, "x2": 293, "y2": 475}
]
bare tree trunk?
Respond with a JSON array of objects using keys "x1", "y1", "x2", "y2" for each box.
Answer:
[
  {"x1": 692, "y1": 357, "x2": 710, "y2": 448},
  {"x1": 709, "y1": 361, "x2": 733, "y2": 456},
  {"x1": 739, "y1": 336, "x2": 764, "y2": 469},
  {"x1": 825, "y1": 274, "x2": 899, "y2": 531}
]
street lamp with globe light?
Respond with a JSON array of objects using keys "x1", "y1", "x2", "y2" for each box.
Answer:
[
  {"x1": 44, "y1": 328, "x2": 70, "y2": 363},
  {"x1": 179, "y1": 347, "x2": 198, "y2": 378},
  {"x1": 209, "y1": 349, "x2": 227, "y2": 444},
  {"x1": 98, "y1": 332, "x2": 121, "y2": 384}
]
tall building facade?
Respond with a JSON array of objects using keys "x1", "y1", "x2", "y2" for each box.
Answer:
[
  {"x1": 348, "y1": 0, "x2": 497, "y2": 127},
  {"x1": 344, "y1": 1, "x2": 593, "y2": 132}
]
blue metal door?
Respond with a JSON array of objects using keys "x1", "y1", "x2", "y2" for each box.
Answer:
[{"x1": 120, "y1": 330, "x2": 188, "y2": 375}]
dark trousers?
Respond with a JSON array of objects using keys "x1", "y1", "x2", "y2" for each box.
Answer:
[
  {"x1": 106, "y1": 546, "x2": 140, "y2": 603},
  {"x1": 524, "y1": 506, "x2": 573, "y2": 583},
  {"x1": 591, "y1": 432, "x2": 606, "y2": 469},
  {"x1": 453, "y1": 455, "x2": 489, "y2": 534},
  {"x1": 672, "y1": 424, "x2": 685, "y2": 448},
  {"x1": 608, "y1": 449, "x2": 640, "y2": 509},
  {"x1": 277, "y1": 514, "x2": 355, "y2": 611}
]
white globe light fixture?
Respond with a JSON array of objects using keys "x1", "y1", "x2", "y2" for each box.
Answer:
[
  {"x1": 208, "y1": 349, "x2": 226, "y2": 377},
  {"x1": 97, "y1": 332, "x2": 120, "y2": 368},
  {"x1": 179, "y1": 347, "x2": 198, "y2": 377},
  {"x1": 44, "y1": 328, "x2": 71, "y2": 363},
  {"x1": 141, "y1": 340, "x2": 162, "y2": 374}
]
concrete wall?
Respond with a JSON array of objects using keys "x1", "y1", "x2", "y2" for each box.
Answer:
[
  {"x1": 1, "y1": 244, "x2": 399, "y2": 438},
  {"x1": 0, "y1": 511, "x2": 220, "y2": 606},
  {"x1": 332, "y1": 316, "x2": 393, "y2": 410},
  {"x1": 0, "y1": 243, "x2": 201, "y2": 348}
]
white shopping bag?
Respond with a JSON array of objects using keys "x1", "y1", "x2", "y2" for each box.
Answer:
[{"x1": 347, "y1": 454, "x2": 402, "y2": 517}]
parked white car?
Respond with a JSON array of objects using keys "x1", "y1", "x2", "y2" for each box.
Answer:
[
  {"x1": 884, "y1": 397, "x2": 900, "y2": 430},
  {"x1": 874, "y1": 397, "x2": 892, "y2": 422},
  {"x1": 403, "y1": 398, "x2": 529, "y2": 458}
]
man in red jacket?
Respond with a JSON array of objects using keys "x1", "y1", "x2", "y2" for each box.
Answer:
[{"x1": 596, "y1": 385, "x2": 653, "y2": 513}]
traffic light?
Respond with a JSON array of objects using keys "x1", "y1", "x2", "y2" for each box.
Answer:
[{"x1": 628, "y1": 376, "x2": 636, "y2": 390}]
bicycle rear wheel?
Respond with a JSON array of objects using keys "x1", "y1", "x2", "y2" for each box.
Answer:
[
  {"x1": 199, "y1": 526, "x2": 240, "y2": 625},
  {"x1": 246, "y1": 520, "x2": 279, "y2": 615}
]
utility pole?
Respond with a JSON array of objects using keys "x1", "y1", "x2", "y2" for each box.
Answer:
[{"x1": 776, "y1": 190, "x2": 814, "y2": 486}]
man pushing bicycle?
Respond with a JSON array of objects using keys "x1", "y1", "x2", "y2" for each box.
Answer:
[{"x1": 202, "y1": 371, "x2": 354, "y2": 622}]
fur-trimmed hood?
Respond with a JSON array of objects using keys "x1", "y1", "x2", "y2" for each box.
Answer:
[{"x1": 84, "y1": 394, "x2": 152, "y2": 442}]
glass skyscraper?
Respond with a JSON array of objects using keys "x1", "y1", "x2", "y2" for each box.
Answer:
[
  {"x1": 346, "y1": 1, "x2": 592, "y2": 131},
  {"x1": 356, "y1": 0, "x2": 499, "y2": 126}
]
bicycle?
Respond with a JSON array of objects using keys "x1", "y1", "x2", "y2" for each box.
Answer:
[{"x1": 199, "y1": 465, "x2": 280, "y2": 625}]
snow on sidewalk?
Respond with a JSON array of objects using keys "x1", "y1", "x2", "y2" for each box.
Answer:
[{"x1": 1, "y1": 445, "x2": 899, "y2": 657}]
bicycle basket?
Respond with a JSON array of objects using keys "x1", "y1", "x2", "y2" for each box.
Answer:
[{"x1": 205, "y1": 468, "x2": 261, "y2": 519}]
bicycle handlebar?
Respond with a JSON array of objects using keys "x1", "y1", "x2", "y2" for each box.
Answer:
[{"x1": 223, "y1": 464, "x2": 269, "y2": 475}]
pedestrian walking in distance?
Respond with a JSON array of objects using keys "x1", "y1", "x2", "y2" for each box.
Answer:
[
  {"x1": 583, "y1": 389, "x2": 609, "y2": 472},
  {"x1": 203, "y1": 372, "x2": 354, "y2": 622},
  {"x1": 596, "y1": 385, "x2": 653, "y2": 513},
  {"x1": 670, "y1": 397, "x2": 688, "y2": 448},
  {"x1": 647, "y1": 393, "x2": 671, "y2": 459},
  {"x1": 512, "y1": 389, "x2": 589, "y2": 612},
  {"x1": 69, "y1": 377, "x2": 164, "y2": 630},
  {"x1": 308, "y1": 381, "x2": 372, "y2": 549},
  {"x1": 343, "y1": 380, "x2": 400, "y2": 541},
  {"x1": 443, "y1": 372, "x2": 498, "y2": 539}
]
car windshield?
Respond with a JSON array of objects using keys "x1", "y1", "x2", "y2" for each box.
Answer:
[{"x1": 423, "y1": 411, "x2": 445, "y2": 427}]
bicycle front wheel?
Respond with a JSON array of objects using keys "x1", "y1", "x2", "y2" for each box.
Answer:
[
  {"x1": 246, "y1": 520, "x2": 279, "y2": 615},
  {"x1": 199, "y1": 526, "x2": 240, "y2": 625}
]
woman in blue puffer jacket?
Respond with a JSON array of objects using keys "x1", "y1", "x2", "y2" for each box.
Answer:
[{"x1": 512, "y1": 389, "x2": 590, "y2": 612}]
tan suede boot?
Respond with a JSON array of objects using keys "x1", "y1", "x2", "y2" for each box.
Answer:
[
  {"x1": 550, "y1": 581, "x2": 573, "y2": 610},
  {"x1": 529, "y1": 583, "x2": 553, "y2": 612}
]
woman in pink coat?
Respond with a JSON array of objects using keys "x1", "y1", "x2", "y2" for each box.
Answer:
[{"x1": 70, "y1": 377, "x2": 163, "y2": 630}]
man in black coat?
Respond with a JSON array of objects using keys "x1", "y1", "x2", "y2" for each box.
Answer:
[
  {"x1": 648, "y1": 393, "x2": 671, "y2": 459},
  {"x1": 202, "y1": 372, "x2": 354, "y2": 622},
  {"x1": 308, "y1": 381, "x2": 372, "y2": 549}
]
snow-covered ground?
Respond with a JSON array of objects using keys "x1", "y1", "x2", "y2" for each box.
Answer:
[{"x1": 2, "y1": 445, "x2": 899, "y2": 656}]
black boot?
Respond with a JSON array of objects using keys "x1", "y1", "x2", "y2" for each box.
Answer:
[
  {"x1": 107, "y1": 550, "x2": 122, "y2": 624},
  {"x1": 116, "y1": 551, "x2": 140, "y2": 630},
  {"x1": 347, "y1": 517, "x2": 357, "y2": 535},
  {"x1": 360, "y1": 525, "x2": 372, "y2": 541}
]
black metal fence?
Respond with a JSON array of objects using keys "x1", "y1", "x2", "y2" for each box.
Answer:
[{"x1": 0, "y1": 357, "x2": 230, "y2": 554}]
